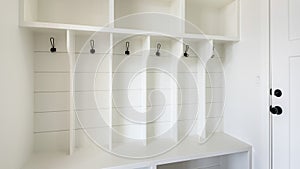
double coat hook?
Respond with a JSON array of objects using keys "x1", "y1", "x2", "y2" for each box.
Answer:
[{"x1": 50, "y1": 37, "x2": 56, "y2": 53}]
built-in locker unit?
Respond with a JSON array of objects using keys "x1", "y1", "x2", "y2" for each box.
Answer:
[{"x1": 21, "y1": 0, "x2": 251, "y2": 169}]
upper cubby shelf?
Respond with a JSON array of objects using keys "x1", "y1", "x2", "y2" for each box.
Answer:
[
  {"x1": 22, "y1": 0, "x2": 110, "y2": 26},
  {"x1": 185, "y1": 0, "x2": 240, "y2": 37},
  {"x1": 114, "y1": 0, "x2": 184, "y2": 34},
  {"x1": 20, "y1": 0, "x2": 240, "y2": 43}
]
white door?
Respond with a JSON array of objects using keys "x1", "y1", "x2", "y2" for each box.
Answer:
[{"x1": 271, "y1": 0, "x2": 300, "y2": 168}]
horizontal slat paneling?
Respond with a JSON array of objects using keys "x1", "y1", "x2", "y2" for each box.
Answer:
[
  {"x1": 34, "y1": 92, "x2": 69, "y2": 112},
  {"x1": 206, "y1": 73, "x2": 225, "y2": 88},
  {"x1": 34, "y1": 111, "x2": 69, "y2": 132},
  {"x1": 33, "y1": 32, "x2": 226, "y2": 151},
  {"x1": 34, "y1": 131, "x2": 69, "y2": 152},
  {"x1": 35, "y1": 73, "x2": 69, "y2": 92},
  {"x1": 206, "y1": 103, "x2": 224, "y2": 118},
  {"x1": 34, "y1": 52, "x2": 70, "y2": 72}
]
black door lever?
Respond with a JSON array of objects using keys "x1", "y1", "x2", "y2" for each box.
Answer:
[{"x1": 270, "y1": 106, "x2": 283, "y2": 115}]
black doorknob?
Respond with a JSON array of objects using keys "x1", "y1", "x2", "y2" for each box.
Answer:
[
  {"x1": 274, "y1": 89, "x2": 282, "y2": 97},
  {"x1": 270, "y1": 106, "x2": 283, "y2": 115}
]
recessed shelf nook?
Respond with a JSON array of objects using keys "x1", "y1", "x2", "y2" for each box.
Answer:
[
  {"x1": 21, "y1": 1, "x2": 250, "y2": 168},
  {"x1": 22, "y1": 0, "x2": 111, "y2": 27},
  {"x1": 185, "y1": 0, "x2": 240, "y2": 37},
  {"x1": 114, "y1": 0, "x2": 184, "y2": 34}
]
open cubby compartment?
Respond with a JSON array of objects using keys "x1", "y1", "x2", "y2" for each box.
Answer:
[
  {"x1": 205, "y1": 41, "x2": 226, "y2": 138},
  {"x1": 22, "y1": 0, "x2": 111, "y2": 27},
  {"x1": 176, "y1": 39, "x2": 213, "y2": 140},
  {"x1": 185, "y1": 0, "x2": 240, "y2": 37},
  {"x1": 33, "y1": 30, "x2": 73, "y2": 154},
  {"x1": 70, "y1": 31, "x2": 113, "y2": 151},
  {"x1": 111, "y1": 34, "x2": 150, "y2": 148},
  {"x1": 114, "y1": 0, "x2": 184, "y2": 34},
  {"x1": 157, "y1": 151, "x2": 251, "y2": 169},
  {"x1": 146, "y1": 36, "x2": 182, "y2": 145}
]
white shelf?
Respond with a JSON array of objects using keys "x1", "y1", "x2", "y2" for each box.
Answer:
[
  {"x1": 114, "y1": 0, "x2": 184, "y2": 34},
  {"x1": 27, "y1": 1, "x2": 243, "y2": 166},
  {"x1": 22, "y1": 0, "x2": 110, "y2": 27},
  {"x1": 23, "y1": 133, "x2": 251, "y2": 169},
  {"x1": 21, "y1": 21, "x2": 239, "y2": 43},
  {"x1": 185, "y1": 0, "x2": 240, "y2": 37}
]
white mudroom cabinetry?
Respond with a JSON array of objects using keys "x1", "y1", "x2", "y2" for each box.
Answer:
[{"x1": 20, "y1": 0, "x2": 251, "y2": 169}]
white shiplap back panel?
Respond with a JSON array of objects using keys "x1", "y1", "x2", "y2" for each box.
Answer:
[{"x1": 33, "y1": 31, "x2": 224, "y2": 152}]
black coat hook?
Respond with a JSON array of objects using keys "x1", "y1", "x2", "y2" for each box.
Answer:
[
  {"x1": 184, "y1": 45, "x2": 189, "y2": 57},
  {"x1": 50, "y1": 37, "x2": 56, "y2": 53},
  {"x1": 125, "y1": 42, "x2": 130, "y2": 55},
  {"x1": 90, "y1": 40, "x2": 95, "y2": 54},
  {"x1": 156, "y1": 43, "x2": 161, "y2": 56}
]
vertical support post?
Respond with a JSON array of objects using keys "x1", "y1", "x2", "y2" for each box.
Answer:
[
  {"x1": 109, "y1": 0, "x2": 114, "y2": 28},
  {"x1": 198, "y1": 40, "x2": 214, "y2": 141},
  {"x1": 179, "y1": 0, "x2": 186, "y2": 34},
  {"x1": 108, "y1": 33, "x2": 113, "y2": 150},
  {"x1": 143, "y1": 35, "x2": 150, "y2": 146},
  {"x1": 67, "y1": 30, "x2": 76, "y2": 155},
  {"x1": 172, "y1": 38, "x2": 183, "y2": 141},
  {"x1": 248, "y1": 150, "x2": 252, "y2": 169}
]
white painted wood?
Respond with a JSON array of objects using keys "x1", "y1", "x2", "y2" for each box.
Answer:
[
  {"x1": 34, "y1": 92, "x2": 69, "y2": 112},
  {"x1": 67, "y1": 30, "x2": 76, "y2": 155},
  {"x1": 271, "y1": 0, "x2": 300, "y2": 168},
  {"x1": 206, "y1": 103, "x2": 224, "y2": 118},
  {"x1": 108, "y1": 33, "x2": 113, "y2": 150},
  {"x1": 220, "y1": 152, "x2": 250, "y2": 169},
  {"x1": 21, "y1": 21, "x2": 240, "y2": 43},
  {"x1": 205, "y1": 118, "x2": 224, "y2": 135},
  {"x1": 24, "y1": 1, "x2": 245, "y2": 166},
  {"x1": 75, "y1": 32, "x2": 111, "y2": 54},
  {"x1": 34, "y1": 111, "x2": 69, "y2": 132},
  {"x1": 74, "y1": 91, "x2": 110, "y2": 110},
  {"x1": 35, "y1": 0, "x2": 109, "y2": 26},
  {"x1": 20, "y1": 0, "x2": 240, "y2": 41},
  {"x1": 205, "y1": 43, "x2": 225, "y2": 139},
  {"x1": 111, "y1": 34, "x2": 148, "y2": 146},
  {"x1": 24, "y1": 133, "x2": 251, "y2": 169},
  {"x1": 206, "y1": 73, "x2": 224, "y2": 88},
  {"x1": 114, "y1": 0, "x2": 182, "y2": 34},
  {"x1": 206, "y1": 88, "x2": 224, "y2": 103},
  {"x1": 109, "y1": 0, "x2": 114, "y2": 28},
  {"x1": 75, "y1": 54, "x2": 110, "y2": 73},
  {"x1": 32, "y1": 31, "x2": 227, "y2": 158},
  {"x1": 34, "y1": 73, "x2": 69, "y2": 92},
  {"x1": 289, "y1": 0, "x2": 300, "y2": 40},
  {"x1": 185, "y1": 0, "x2": 239, "y2": 37},
  {"x1": 74, "y1": 73, "x2": 110, "y2": 91},
  {"x1": 34, "y1": 131, "x2": 69, "y2": 153},
  {"x1": 34, "y1": 53, "x2": 70, "y2": 72},
  {"x1": 157, "y1": 156, "x2": 221, "y2": 169},
  {"x1": 75, "y1": 109, "x2": 109, "y2": 128},
  {"x1": 34, "y1": 31, "x2": 67, "y2": 52},
  {"x1": 22, "y1": 0, "x2": 37, "y2": 22},
  {"x1": 206, "y1": 57, "x2": 224, "y2": 73}
]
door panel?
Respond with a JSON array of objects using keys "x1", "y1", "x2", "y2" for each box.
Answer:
[
  {"x1": 271, "y1": 0, "x2": 300, "y2": 168},
  {"x1": 289, "y1": 57, "x2": 300, "y2": 169},
  {"x1": 289, "y1": 0, "x2": 300, "y2": 39}
]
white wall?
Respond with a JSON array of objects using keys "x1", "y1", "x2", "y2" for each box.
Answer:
[
  {"x1": 223, "y1": 0, "x2": 270, "y2": 169},
  {"x1": 0, "y1": 0, "x2": 34, "y2": 169}
]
